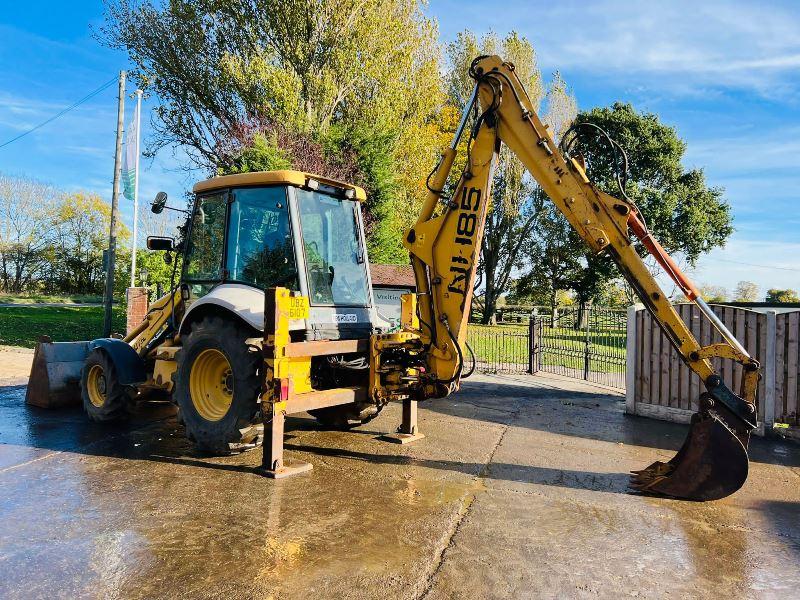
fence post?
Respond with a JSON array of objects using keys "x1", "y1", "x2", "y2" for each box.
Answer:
[
  {"x1": 764, "y1": 310, "x2": 777, "y2": 429},
  {"x1": 582, "y1": 305, "x2": 591, "y2": 380},
  {"x1": 528, "y1": 317, "x2": 537, "y2": 374},
  {"x1": 625, "y1": 305, "x2": 639, "y2": 415}
]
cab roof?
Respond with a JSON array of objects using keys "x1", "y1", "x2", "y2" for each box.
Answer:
[{"x1": 192, "y1": 169, "x2": 366, "y2": 201}]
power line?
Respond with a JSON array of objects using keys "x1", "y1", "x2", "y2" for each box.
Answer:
[
  {"x1": 0, "y1": 76, "x2": 118, "y2": 149},
  {"x1": 706, "y1": 257, "x2": 800, "y2": 273}
]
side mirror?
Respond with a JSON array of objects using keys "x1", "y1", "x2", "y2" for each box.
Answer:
[
  {"x1": 151, "y1": 191, "x2": 168, "y2": 214},
  {"x1": 147, "y1": 236, "x2": 175, "y2": 251}
]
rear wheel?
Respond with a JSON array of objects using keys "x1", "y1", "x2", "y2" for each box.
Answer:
[
  {"x1": 173, "y1": 316, "x2": 262, "y2": 454},
  {"x1": 81, "y1": 349, "x2": 133, "y2": 421}
]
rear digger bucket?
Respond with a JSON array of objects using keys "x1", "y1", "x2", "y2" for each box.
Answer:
[
  {"x1": 25, "y1": 337, "x2": 89, "y2": 408},
  {"x1": 629, "y1": 394, "x2": 751, "y2": 501}
]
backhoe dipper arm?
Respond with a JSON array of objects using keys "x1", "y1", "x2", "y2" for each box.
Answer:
[{"x1": 404, "y1": 55, "x2": 758, "y2": 501}]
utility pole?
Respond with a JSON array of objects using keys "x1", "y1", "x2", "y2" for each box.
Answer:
[
  {"x1": 103, "y1": 70, "x2": 126, "y2": 337},
  {"x1": 129, "y1": 88, "x2": 143, "y2": 288}
]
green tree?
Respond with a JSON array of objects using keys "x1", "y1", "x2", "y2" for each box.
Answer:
[
  {"x1": 514, "y1": 205, "x2": 583, "y2": 320},
  {"x1": 0, "y1": 174, "x2": 62, "y2": 293},
  {"x1": 733, "y1": 280, "x2": 760, "y2": 302},
  {"x1": 327, "y1": 125, "x2": 407, "y2": 263},
  {"x1": 49, "y1": 192, "x2": 130, "y2": 295},
  {"x1": 102, "y1": 0, "x2": 448, "y2": 262},
  {"x1": 136, "y1": 250, "x2": 181, "y2": 300},
  {"x1": 766, "y1": 288, "x2": 799, "y2": 303},
  {"x1": 530, "y1": 102, "x2": 732, "y2": 314},
  {"x1": 699, "y1": 284, "x2": 728, "y2": 303},
  {"x1": 595, "y1": 280, "x2": 631, "y2": 308}
]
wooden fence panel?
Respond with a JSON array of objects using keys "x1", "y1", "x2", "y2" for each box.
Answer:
[
  {"x1": 689, "y1": 304, "x2": 701, "y2": 411},
  {"x1": 733, "y1": 309, "x2": 745, "y2": 394},
  {"x1": 641, "y1": 310, "x2": 649, "y2": 401},
  {"x1": 636, "y1": 311, "x2": 645, "y2": 404},
  {"x1": 659, "y1": 325, "x2": 670, "y2": 407},
  {"x1": 630, "y1": 305, "x2": 800, "y2": 430},
  {"x1": 775, "y1": 314, "x2": 786, "y2": 423},
  {"x1": 787, "y1": 312, "x2": 798, "y2": 424},
  {"x1": 744, "y1": 311, "x2": 760, "y2": 420}
]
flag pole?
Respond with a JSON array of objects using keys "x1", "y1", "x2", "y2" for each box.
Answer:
[{"x1": 130, "y1": 89, "x2": 143, "y2": 288}]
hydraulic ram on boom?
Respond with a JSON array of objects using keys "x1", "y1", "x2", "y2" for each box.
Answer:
[{"x1": 376, "y1": 55, "x2": 759, "y2": 501}]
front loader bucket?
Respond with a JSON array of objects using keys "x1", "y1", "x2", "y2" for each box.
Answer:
[
  {"x1": 629, "y1": 411, "x2": 749, "y2": 501},
  {"x1": 25, "y1": 338, "x2": 89, "y2": 408}
]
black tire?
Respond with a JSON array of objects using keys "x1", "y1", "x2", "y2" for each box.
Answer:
[
  {"x1": 172, "y1": 316, "x2": 262, "y2": 454},
  {"x1": 81, "y1": 349, "x2": 134, "y2": 422},
  {"x1": 310, "y1": 403, "x2": 382, "y2": 430}
]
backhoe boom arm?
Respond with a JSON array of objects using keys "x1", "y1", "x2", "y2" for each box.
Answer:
[{"x1": 394, "y1": 55, "x2": 759, "y2": 501}]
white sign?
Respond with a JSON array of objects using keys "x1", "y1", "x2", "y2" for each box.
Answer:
[
  {"x1": 373, "y1": 287, "x2": 408, "y2": 327},
  {"x1": 334, "y1": 313, "x2": 358, "y2": 323}
]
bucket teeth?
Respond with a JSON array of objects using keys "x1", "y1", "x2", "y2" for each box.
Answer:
[
  {"x1": 629, "y1": 462, "x2": 673, "y2": 491},
  {"x1": 627, "y1": 411, "x2": 750, "y2": 501}
]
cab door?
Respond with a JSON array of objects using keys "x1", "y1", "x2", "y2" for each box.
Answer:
[{"x1": 181, "y1": 192, "x2": 227, "y2": 305}]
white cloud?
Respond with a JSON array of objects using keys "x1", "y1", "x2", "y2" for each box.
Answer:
[
  {"x1": 684, "y1": 126, "x2": 800, "y2": 175},
  {"x1": 691, "y1": 237, "x2": 800, "y2": 294},
  {"x1": 432, "y1": 0, "x2": 800, "y2": 99}
]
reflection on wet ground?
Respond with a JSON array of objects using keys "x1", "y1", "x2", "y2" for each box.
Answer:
[{"x1": 0, "y1": 373, "x2": 798, "y2": 599}]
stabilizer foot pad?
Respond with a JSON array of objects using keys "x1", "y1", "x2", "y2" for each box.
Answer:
[
  {"x1": 256, "y1": 459, "x2": 313, "y2": 479},
  {"x1": 380, "y1": 432, "x2": 425, "y2": 445}
]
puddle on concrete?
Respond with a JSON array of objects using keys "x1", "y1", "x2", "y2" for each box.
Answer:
[
  {"x1": 0, "y1": 419, "x2": 478, "y2": 599},
  {"x1": 394, "y1": 475, "x2": 486, "y2": 507},
  {"x1": 2, "y1": 375, "x2": 799, "y2": 598}
]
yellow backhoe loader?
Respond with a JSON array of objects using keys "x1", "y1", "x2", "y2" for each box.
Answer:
[{"x1": 28, "y1": 55, "x2": 759, "y2": 500}]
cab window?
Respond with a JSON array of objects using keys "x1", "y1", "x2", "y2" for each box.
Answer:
[
  {"x1": 226, "y1": 186, "x2": 297, "y2": 289},
  {"x1": 183, "y1": 192, "x2": 226, "y2": 282},
  {"x1": 297, "y1": 188, "x2": 369, "y2": 306}
]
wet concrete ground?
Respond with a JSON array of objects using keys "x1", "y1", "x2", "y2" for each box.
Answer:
[{"x1": 0, "y1": 372, "x2": 799, "y2": 599}]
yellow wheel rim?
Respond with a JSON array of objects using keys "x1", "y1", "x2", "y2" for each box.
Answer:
[
  {"x1": 86, "y1": 364, "x2": 107, "y2": 408},
  {"x1": 189, "y1": 348, "x2": 234, "y2": 422}
]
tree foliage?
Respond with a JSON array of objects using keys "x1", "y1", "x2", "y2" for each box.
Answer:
[
  {"x1": 699, "y1": 284, "x2": 728, "y2": 303},
  {"x1": 513, "y1": 205, "x2": 582, "y2": 313},
  {"x1": 0, "y1": 175, "x2": 58, "y2": 292},
  {"x1": 766, "y1": 288, "x2": 799, "y2": 303},
  {"x1": 102, "y1": 0, "x2": 448, "y2": 262},
  {"x1": 0, "y1": 174, "x2": 131, "y2": 296},
  {"x1": 98, "y1": 5, "x2": 737, "y2": 315},
  {"x1": 132, "y1": 248, "x2": 183, "y2": 300},
  {"x1": 523, "y1": 102, "x2": 733, "y2": 310},
  {"x1": 733, "y1": 280, "x2": 759, "y2": 302}
]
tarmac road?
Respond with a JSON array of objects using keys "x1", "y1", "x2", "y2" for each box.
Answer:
[{"x1": 0, "y1": 362, "x2": 798, "y2": 599}]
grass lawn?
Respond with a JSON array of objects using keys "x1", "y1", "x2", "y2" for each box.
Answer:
[
  {"x1": 467, "y1": 324, "x2": 530, "y2": 365},
  {"x1": 0, "y1": 293, "x2": 103, "y2": 305},
  {"x1": 0, "y1": 305, "x2": 126, "y2": 348},
  {"x1": 467, "y1": 323, "x2": 627, "y2": 374}
]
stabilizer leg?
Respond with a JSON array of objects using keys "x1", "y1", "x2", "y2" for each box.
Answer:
[{"x1": 381, "y1": 399, "x2": 425, "y2": 444}]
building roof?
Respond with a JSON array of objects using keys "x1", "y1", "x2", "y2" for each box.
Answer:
[
  {"x1": 370, "y1": 263, "x2": 416, "y2": 289},
  {"x1": 193, "y1": 170, "x2": 366, "y2": 201}
]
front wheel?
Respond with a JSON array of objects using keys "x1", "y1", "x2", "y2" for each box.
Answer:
[
  {"x1": 81, "y1": 349, "x2": 134, "y2": 421},
  {"x1": 172, "y1": 316, "x2": 262, "y2": 454}
]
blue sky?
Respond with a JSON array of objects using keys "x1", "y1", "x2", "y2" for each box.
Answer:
[{"x1": 1, "y1": 1, "x2": 799, "y2": 296}]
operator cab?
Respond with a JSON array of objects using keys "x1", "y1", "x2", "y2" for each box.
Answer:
[{"x1": 178, "y1": 170, "x2": 380, "y2": 340}]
